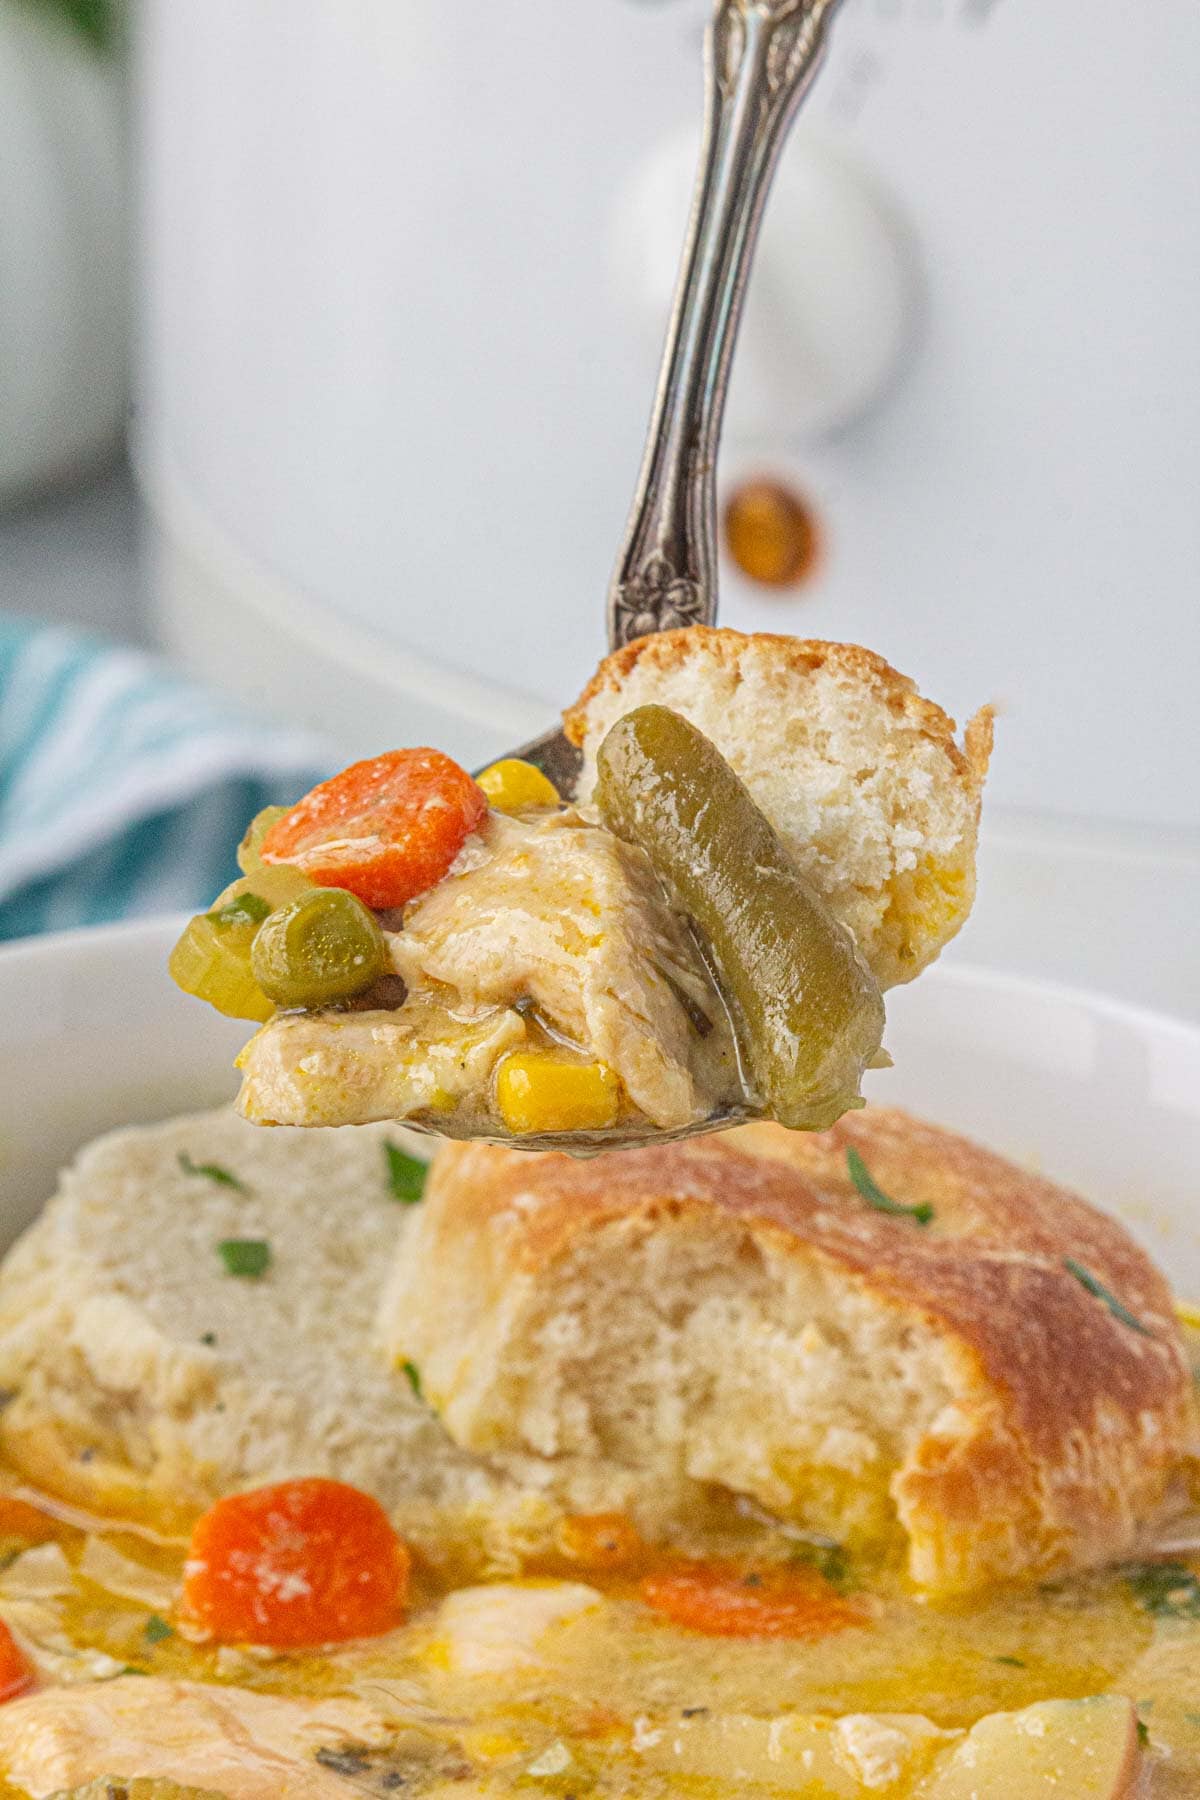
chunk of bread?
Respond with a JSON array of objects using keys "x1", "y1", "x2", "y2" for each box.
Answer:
[
  {"x1": 564, "y1": 629, "x2": 993, "y2": 988},
  {"x1": 0, "y1": 1109, "x2": 538, "y2": 1566},
  {"x1": 382, "y1": 1109, "x2": 1194, "y2": 1595}
]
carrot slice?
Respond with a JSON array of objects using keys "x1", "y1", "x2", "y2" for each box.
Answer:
[
  {"x1": 639, "y1": 1560, "x2": 863, "y2": 1640},
  {"x1": 182, "y1": 1478, "x2": 410, "y2": 1648},
  {"x1": 0, "y1": 1619, "x2": 33, "y2": 1703},
  {"x1": 261, "y1": 749, "x2": 487, "y2": 910}
]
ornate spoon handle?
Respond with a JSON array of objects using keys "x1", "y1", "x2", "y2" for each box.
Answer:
[{"x1": 608, "y1": 0, "x2": 843, "y2": 649}]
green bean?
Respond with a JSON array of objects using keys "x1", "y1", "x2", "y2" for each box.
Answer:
[
  {"x1": 251, "y1": 887, "x2": 389, "y2": 1008},
  {"x1": 595, "y1": 705, "x2": 885, "y2": 1130}
]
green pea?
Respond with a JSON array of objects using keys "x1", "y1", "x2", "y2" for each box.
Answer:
[
  {"x1": 250, "y1": 887, "x2": 389, "y2": 1008},
  {"x1": 595, "y1": 705, "x2": 885, "y2": 1131}
]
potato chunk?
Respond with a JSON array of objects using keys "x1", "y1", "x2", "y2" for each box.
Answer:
[{"x1": 916, "y1": 1696, "x2": 1139, "y2": 1800}]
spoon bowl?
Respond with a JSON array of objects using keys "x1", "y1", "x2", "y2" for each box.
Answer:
[{"x1": 398, "y1": 1102, "x2": 753, "y2": 1160}]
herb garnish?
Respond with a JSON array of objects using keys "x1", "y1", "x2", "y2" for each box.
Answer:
[
  {"x1": 994, "y1": 1654, "x2": 1026, "y2": 1668},
  {"x1": 1063, "y1": 1258, "x2": 1153, "y2": 1337},
  {"x1": 179, "y1": 1153, "x2": 248, "y2": 1194},
  {"x1": 217, "y1": 1239, "x2": 271, "y2": 1280},
  {"x1": 846, "y1": 1148, "x2": 933, "y2": 1226},
  {"x1": 384, "y1": 1141, "x2": 427, "y2": 1205},
  {"x1": 790, "y1": 1539, "x2": 851, "y2": 1591},
  {"x1": 205, "y1": 892, "x2": 270, "y2": 931},
  {"x1": 402, "y1": 1360, "x2": 423, "y2": 1400},
  {"x1": 1137, "y1": 1719, "x2": 1151, "y2": 1749},
  {"x1": 30, "y1": 0, "x2": 120, "y2": 55},
  {"x1": 1125, "y1": 1562, "x2": 1200, "y2": 1620},
  {"x1": 144, "y1": 1613, "x2": 174, "y2": 1644}
]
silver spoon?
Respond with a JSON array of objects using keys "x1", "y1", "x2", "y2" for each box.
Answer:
[
  {"x1": 406, "y1": 1, "x2": 847, "y2": 1154},
  {"x1": 501, "y1": 0, "x2": 844, "y2": 800}
]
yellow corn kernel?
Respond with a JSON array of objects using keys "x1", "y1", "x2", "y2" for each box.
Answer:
[
  {"x1": 495, "y1": 1052, "x2": 620, "y2": 1135},
  {"x1": 1176, "y1": 1299, "x2": 1200, "y2": 1332},
  {"x1": 477, "y1": 758, "x2": 560, "y2": 815}
]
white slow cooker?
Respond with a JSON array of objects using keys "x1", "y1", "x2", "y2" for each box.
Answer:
[{"x1": 133, "y1": 0, "x2": 1200, "y2": 1015}]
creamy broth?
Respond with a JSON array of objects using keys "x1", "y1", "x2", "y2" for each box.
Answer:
[{"x1": 0, "y1": 1321, "x2": 1195, "y2": 1799}]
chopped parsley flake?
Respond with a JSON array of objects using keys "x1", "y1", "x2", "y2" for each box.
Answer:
[
  {"x1": 384, "y1": 1140, "x2": 427, "y2": 1204},
  {"x1": 206, "y1": 891, "x2": 271, "y2": 931},
  {"x1": 179, "y1": 1153, "x2": 248, "y2": 1193},
  {"x1": 1137, "y1": 1718, "x2": 1151, "y2": 1749},
  {"x1": 994, "y1": 1654, "x2": 1026, "y2": 1668},
  {"x1": 402, "y1": 1360, "x2": 423, "y2": 1400},
  {"x1": 217, "y1": 1239, "x2": 271, "y2": 1279},
  {"x1": 1063, "y1": 1258, "x2": 1153, "y2": 1336},
  {"x1": 1125, "y1": 1562, "x2": 1200, "y2": 1620},
  {"x1": 144, "y1": 1613, "x2": 174, "y2": 1644},
  {"x1": 789, "y1": 1538, "x2": 851, "y2": 1591},
  {"x1": 846, "y1": 1147, "x2": 933, "y2": 1226},
  {"x1": 42, "y1": 0, "x2": 120, "y2": 54}
]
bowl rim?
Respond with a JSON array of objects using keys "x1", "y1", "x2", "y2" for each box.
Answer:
[
  {"x1": 1, "y1": 914, "x2": 1197, "y2": 1057},
  {"x1": 900, "y1": 956, "x2": 1200, "y2": 1056},
  {"x1": 0, "y1": 913, "x2": 190, "y2": 970}
]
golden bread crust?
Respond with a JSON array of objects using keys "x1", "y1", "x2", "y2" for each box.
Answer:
[
  {"x1": 391, "y1": 1111, "x2": 1193, "y2": 1593},
  {"x1": 562, "y1": 628, "x2": 993, "y2": 988},
  {"x1": 564, "y1": 628, "x2": 992, "y2": 798},
  {"x1": 727, "y1": 1113, "x2": 1185, "y2": 1457}
]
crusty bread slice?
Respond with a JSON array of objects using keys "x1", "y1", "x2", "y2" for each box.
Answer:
[
  {"x1": 0, "y1": 1109, "x2": 540, "y2": 1566},
  {"x1": 381, "y1": 1109, "x2": 1194, "y2": 1595},
  {"x1": 564, "y1": 629, "x2": 993, "y2": 988}
]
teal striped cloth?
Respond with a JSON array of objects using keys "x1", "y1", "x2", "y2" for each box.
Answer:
[{"x1": 0, "y1": 618, "x2": 330, "y2": 941}]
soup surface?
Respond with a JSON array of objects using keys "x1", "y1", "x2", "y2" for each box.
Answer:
[{"x1": 0, "y1": 1320, "x2": 1195, "y2": 1799}]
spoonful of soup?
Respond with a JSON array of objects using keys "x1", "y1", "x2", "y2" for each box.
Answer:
[
  {"x1": 169, "y1": 0, "x2": 992, "y2": 1150},
  {"x1": 173, "y1": 632, "x2": 990, "y2": 1150}
]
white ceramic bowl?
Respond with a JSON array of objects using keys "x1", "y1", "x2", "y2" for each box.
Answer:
[{"x1": 1, "y1": 920, "x2": 1198, "y2": 1300}]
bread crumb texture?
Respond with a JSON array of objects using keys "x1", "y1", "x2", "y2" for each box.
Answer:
[
  {"x1": 384, "y1": 1109, "x2": 1194, "y2": 1596},
  {"x1": 0, "y1": 1109, "x2": 552, "y2": 1573},
  {"x1": 564, "y1": 628, "x2": 993, "y2": 988}
]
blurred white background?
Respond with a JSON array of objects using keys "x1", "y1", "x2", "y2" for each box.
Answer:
[
  {"x1": 2, "y1": 0, "x2": 1197, "y2": 1011},
  {"x1": 0, "y1": 0, "x2": 132, "y2": 632}
]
